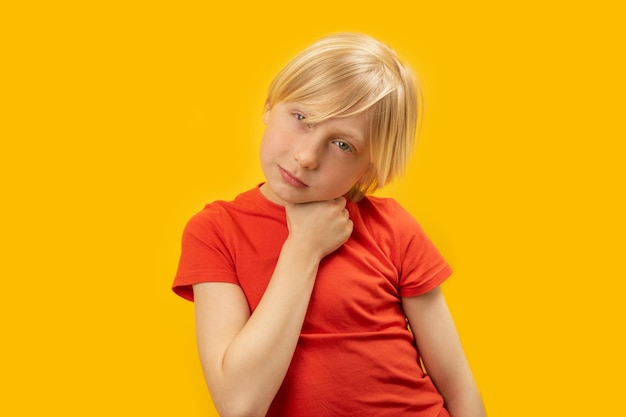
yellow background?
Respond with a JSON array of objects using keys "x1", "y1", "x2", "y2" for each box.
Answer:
[{"x1": 1, "y1": 1, "x2": 624, "y2": 416}]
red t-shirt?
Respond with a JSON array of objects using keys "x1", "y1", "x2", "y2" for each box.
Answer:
[{"x1": 173, "y1": 186, "x2": 452, "y2": 417}]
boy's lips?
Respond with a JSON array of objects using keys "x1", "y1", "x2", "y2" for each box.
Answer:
[{"x1": 278, "y1": 166, "x2": 307, "y2": 188}]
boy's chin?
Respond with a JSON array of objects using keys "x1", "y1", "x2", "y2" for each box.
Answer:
[
  {"x1": 261, "y1": 182, "x2": 346, "y2": 205},
  {"x1": 283, "y1": 195, "x2": 346, "y2": 205}
]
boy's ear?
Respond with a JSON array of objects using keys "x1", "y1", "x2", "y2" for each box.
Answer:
[{"x1": 263, "y1": 103, "x2": 270, "y2": 125}]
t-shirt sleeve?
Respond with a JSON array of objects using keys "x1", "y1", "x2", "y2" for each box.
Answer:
[
  {"x1": 391, "y1": 201, "x2": 453, "y2": 297},
  {"x1": 172, "y1": 204, "x2": 239, "y2": 301}
]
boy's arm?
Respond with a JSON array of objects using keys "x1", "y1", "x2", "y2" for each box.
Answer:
[
  {"x1": 193, "y1": 197, "x2": 352, "y2": 417},
  {"x1": 402, "y1": 286, "x2": 486, "y2": 417}
]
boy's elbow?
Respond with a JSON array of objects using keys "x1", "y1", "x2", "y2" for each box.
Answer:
[
  {"x1": 217, "y1": 406, "x2": 268, "y2": 417},
  {"x1": 214, "y1": 397, "x2": 270, "y2": 417},
  {"x1": 205, "y1": 368, "x2": 276, "y2": 417}
]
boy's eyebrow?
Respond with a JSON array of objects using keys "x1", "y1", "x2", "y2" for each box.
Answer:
[
  {"x1": 287, "y1": 102, "x2": 314, "y2": 116},
  {"x1": 335, "y1": 128, "x2": 365, "y2": 144},
  {"x1": 333, "y1": 118, "x2": 368, "y2": 145}
]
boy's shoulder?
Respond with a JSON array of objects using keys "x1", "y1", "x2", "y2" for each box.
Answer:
[
  {"x1": 193, "y1": 186, "x2": 266, "y2": 210},
  {"x1": 189, "y1": 186, "x2": 282, "y2": 225},
  {"x1": 354, "y1": 195, "x2": 418, "y2": 227},
  {"x1": 356, "y1": 194, "x2": 406, "y2": 214}
]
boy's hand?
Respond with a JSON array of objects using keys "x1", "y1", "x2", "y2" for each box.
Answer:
[{"x1": 284, "y1": 197, "x2": 352, "y2": 260}]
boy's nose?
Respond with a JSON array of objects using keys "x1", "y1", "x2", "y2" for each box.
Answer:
[{"x1": 293, "y1": 143, "x2": 320, "y2": 170}]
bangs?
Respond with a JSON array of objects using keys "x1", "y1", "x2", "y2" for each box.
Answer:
[
  {"x1": 272, "y1": 61, "x2": 399, "y2": 124},
  {"x1": 266, "y1": 38, "x2": 402, "y2": 124}
]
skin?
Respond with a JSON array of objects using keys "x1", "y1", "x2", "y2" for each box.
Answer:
[
  {"x1": 258, "y1": 101, "x2": 372, "y2": 206},
  {"x1": 192, "y1": 101, "x2": 485, "y2": 417}
]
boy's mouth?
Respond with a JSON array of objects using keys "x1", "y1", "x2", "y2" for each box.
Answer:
[{"x1": 278, "y1": 166, "x2": 307, "y2": 188}]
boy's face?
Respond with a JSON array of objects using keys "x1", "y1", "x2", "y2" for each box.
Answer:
[{"x1": 259, "y1": 101, "x2": 372, "y2": 205}]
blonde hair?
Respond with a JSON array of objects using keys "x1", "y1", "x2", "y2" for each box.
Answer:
[{"x1": 266, "y1": 33, "x2": 422, "y2": 201}]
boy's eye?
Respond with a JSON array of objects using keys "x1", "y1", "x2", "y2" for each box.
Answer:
[
  {"x1": 295, "y1": 113, "x2": 306, "y2": 121},
  {"x1": 333, "y1": 140, "x2": 353, "y2": 153}
]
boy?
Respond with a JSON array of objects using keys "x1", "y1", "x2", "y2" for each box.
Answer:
[{"x1": 173, "y1": 33, "x2": 485, "y2": 417}]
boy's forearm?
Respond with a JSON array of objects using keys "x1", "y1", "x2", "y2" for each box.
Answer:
[
  {"x1": 215, "y1": 240, "x2": 321, "y2": 416},
  {"x1": 443, "y1": 387, "x2": 486, "y2": 417}
]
